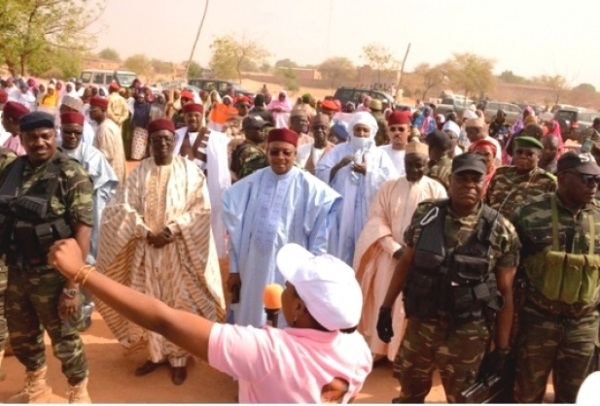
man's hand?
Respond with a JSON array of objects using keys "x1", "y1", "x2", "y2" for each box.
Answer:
[
  {"x1": 59, "y1": 291, "x2": 79, "y2": 320},
  {"x1": 393, "y1": 247, "x2": 404, "y2": 260},
  {"x1": 478, "y1": 347, "x2": 510, "y2": 382},
  {"x1": 338, "y1": 156, "x2": 354, "y2": 167},
  {"x1": 376, "y1": 307, "x2": 394, "y2": 343},
  {"x1": 227, "y1": 274, "x2": 242, "y2": 303},
  {"x1": 147, "y1": 228, "x2": 174, "y2": 248},
  {"x1": 351, "y1": 161, "x2": 367, "y2": 175}
]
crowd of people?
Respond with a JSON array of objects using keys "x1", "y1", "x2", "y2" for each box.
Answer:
[{"x1": 0, "y1": 74, "x2": 600, "y2": 403}]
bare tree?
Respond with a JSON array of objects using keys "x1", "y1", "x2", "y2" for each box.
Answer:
[
  {"x1": 318, "y1": 57, "x2": 357, "y2": 88},
  {"x1": 209, "y1": 34, "x2": 269, "y2": 83}
]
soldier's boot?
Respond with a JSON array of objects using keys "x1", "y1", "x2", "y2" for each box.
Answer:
[
  {"x1": 6, "y1": 365, "x2": 53, "y2": 403},
  {"x1": 0, "y1": 350, "x2": 6, "y2": 381},
  {"x1": 67, "y1": 377, "x2": 91, "y2": 404}
]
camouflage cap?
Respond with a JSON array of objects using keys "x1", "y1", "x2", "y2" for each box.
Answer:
[{"x1": 557, "y1": 151, "x2": 600, "y2": 175}]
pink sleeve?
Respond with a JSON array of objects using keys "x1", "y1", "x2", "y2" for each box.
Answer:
[{"x1": 208, "y1": 323, "x2": 276, "y2": 382}]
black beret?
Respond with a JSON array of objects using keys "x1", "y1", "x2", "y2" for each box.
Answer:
[{"x1": 19, "y1": 111, "x2": 55, "y2": 132}]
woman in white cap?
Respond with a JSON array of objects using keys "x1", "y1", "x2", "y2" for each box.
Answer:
[{"x1": 47, "y1": 240, "x2": 372, "y2": 403}]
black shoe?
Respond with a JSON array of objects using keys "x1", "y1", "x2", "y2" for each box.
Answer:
[
  {"x1": 171, "y1": 366, "x2": 187, "y2": 385},
  {"x1": 135, "y1": 360, "x2": 163, "y2": 376}
]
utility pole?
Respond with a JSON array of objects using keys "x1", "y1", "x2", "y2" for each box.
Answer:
[{"x1": 184, "y1": 0, "x2": 210, "y2": 81}]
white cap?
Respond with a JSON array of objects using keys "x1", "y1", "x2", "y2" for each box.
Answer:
[
  {"x1": 577, "y1": 371, "x2": 600, "y2": 403},
  {"x1": 276, "y1": 244, "x2": 362, "y2": 331}
]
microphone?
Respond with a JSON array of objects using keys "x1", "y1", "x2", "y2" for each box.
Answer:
[{"x1": 263, "y1": 284, "x2": 283, "y2": 328}]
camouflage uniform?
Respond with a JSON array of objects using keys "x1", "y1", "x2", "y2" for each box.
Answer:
[
  {"x1": 394, "y1": 200, "x2": 520, "y2": 403},
  {"x1": 0, "y1": 147, "x2": 16, "y2": 371},
  {"x1": 230, "y1": 141, "x2": 269, "y2": 181},
  {"x1": 425, "y1": 155, "x2": 453, "y2": 190},
  {"x1": 511, "y1": 193, "x2": 600, "y2": 403},
  {"x1": 0, "y1": 153, "x2": 93, "y2": 386},
  {"x1": 486, "y1": 166, "x2": 557, "y2": 219}
]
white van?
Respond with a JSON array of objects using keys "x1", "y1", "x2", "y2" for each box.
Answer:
[{"x1": 79, "y1": 69, "x2": 137, "y2": 88}]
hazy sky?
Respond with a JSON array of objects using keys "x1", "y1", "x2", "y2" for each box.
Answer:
[{"x1": 92, "y1": 0, "x2": 600, "y2": 87}]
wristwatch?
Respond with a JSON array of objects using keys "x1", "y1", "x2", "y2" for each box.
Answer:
[{"x1": 62, "y1": 287, "x2": 78, "y2": 298}]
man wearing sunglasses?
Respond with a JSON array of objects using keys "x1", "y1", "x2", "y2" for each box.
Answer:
[
  {"x1": 223, "y1": 128, "x2": 341, "y2": 328},
  {"x1": 59, "y1": 111, "x2": 119, "y2": 331},
  {"x1": 511, "y1": 151, "x2": 600, "y2": 403},
  {"x1": 486, "y1": 136, "x2": 557, "y2": 218},
  {"x1": 379, "y1": 111, "x2": 411, "y2": 176}
]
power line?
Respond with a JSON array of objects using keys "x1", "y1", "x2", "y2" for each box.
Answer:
[{"x1": 185, "y1": 0, "x2": 210, "y2": 80}]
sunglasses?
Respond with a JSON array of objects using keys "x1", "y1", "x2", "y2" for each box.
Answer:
[
  {"x1": 389, "y1": 125, "x2": 408, "y2": 132},
  {"x1": 514, "y1": 148, "x2": 536, "y2": 157},
  {"x1": 566, "y1": 171, "x2": 600, "y2": 184},
  {"x1": 269, "y1": 148, "x2": 294, "y2": 157}
]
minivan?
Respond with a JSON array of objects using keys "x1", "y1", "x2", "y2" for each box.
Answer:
[{"x1": 79, "y1": 69, "x2": 138, "y2": 88}]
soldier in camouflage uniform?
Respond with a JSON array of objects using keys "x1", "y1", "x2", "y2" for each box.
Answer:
[
  {"x1": 369, "y1": 99, "x2": 389, "y2": 146},
  {"x1": 377, "y1": 153, "x2": 520, "y2": 403},
  {"x1": 0, "y1": 146, "x2": 17, "y2": 380},
  {"x1": 424, "y1": 130, "x2": 453, "y2": 190},
  {"x1": 0, "y1": 111, "x2": 93, "y2": 403},
  {"x1": 511, "y1": 151, "x2": 600, "y2": 403},
  {"x1": 487, "y1": 136, "x2": 557, "y2": 219},
  {"x1": 230, "y1": 115, "x2": 269, "y2": 182}
]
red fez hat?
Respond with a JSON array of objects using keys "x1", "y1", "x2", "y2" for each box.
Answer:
[
  {"x1": 182, "y1": 103, "x2": 204, "y2": 114},
  {"x1": 90, "y1": 96, "x2": 109, "y2": 110},
  {"x1": 108, "y1": 82, "x2": 120, "y2": 92},
  {"x1": 333, "y1": 99, "x2": 342, "y2": 111},
  {"x1": 180, "y1": 90, "x2": 194, "y2": 100},
  {"x1": 267, "y1": 128, "x2": 298, "y2": 146},
  {"x1": 236, "y1": 95, "x2": 252, "y2": 105},
  {"x1": 148, "y1": 118, "x2": 175, "y2": 134},
  {"x1": 321, "y1": 99, "x2": 339, "y2": 112},
  {"x1": 0, "y1": 89, "x2": 8, "y2": 104},
  {"x1": 387, "y1": 111, "x2": 411, "y2": 125},
  {"x1": 60, "y1": 111, "x2": 85, "y2": 126},
  {"x1": 3, "y1": 101, "x2": 30, "y2": 121}
]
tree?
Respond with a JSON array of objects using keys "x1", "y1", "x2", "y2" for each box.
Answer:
[
  {"x1": 274, "y1": 58, "x2": 298, "y2": 69},
  {"x1": 186, "y1": 61, "x2": 204, "y2": 78},
  {"x1": 208, "y1": 34, "x2": 269, "y2": 83},
  {"x1": 361, "y1": 42, "x2": 399, "y2": 84},
  {"x1": 318, "y1": 56, "x2": 356, "y2": 88},
  {"x1": 445, "y1": 53, "x2": 495, "y2": 99},
  {"x1": 413, "y1": 63, "x2": 446, "y2": 101},
  {"x1": 498, "y1": 70, "x2": 528, "y2": 85},
  {"x1": 572, "y1": 83, "x2": 596, "y2": 93},
  {"x1": 151, "y1": 59, "x2": 173, "y2": 75},
  {"x1": 98, "y1": 47, "x2": 121, "y2": 62},
  {"x1": 275, "y1": 68, "x2": 299, "y2": 91},
  {"x1": 538, "y1": 74, "x2": 570, "y2": 104},
  {"x1": 124, "y1": 54, "x2": 151, "y2": 80},
  {"x1": 27, "y1": 47, "x2": 83, "y2": 79},
  {"x1": 569, "y1": 83, "x2": 597, "y2": 107},
  {"x1": 0, "y1": 0, "x2": 106, "y2": 76}
]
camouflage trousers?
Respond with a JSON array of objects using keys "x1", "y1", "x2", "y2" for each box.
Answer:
[
  {"x1": 514, "y1": 304, "x2": 599, "y2": 403},
  {"x1": 6, "y1": 266, "x2": 88, "y2": 385},
  {"x1": 393, "y1": 316, "x2": 490, "y2": 403},
  {"x1": 0, "y1": 258, "x2": 7, "y2": 350}
]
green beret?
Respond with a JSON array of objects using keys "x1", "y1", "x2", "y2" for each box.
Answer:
[{"x1": 513, "y1": 136, "x2": 543, "y2": 149}]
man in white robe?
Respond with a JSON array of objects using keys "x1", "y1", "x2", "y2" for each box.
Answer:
[
  {"x1": 95, "y1": 118, "x2": 226, "y2": 385},
  {"x1": 353, "y1": 140, "x2": 447, "y2": 362},
  {"x1": 174, "y1": 103, "x2": 231, "y2": 259},
  {"x1": 295, "y1": 113, "x2": 335, "y2": 175},
  {"x1": 316, "y1": 111, "x2": 398, "y2": 265},
  {"x1": 379, "y1": 111, "x2": 412, "y2": 176},
  {"x1": 223, "y1": 128, "x2": 342, "y2": 328},
  {"x1": 59, "y1": 111, "x2": 119, "y2": 329}
]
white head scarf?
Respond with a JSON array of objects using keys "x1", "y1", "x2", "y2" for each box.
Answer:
[{"x1": 348, "y1": 111, "x2": 378, "y2": 152}]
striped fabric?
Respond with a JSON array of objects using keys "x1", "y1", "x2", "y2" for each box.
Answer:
[{"x1": 95, "y1": 156, "x2": 226, "y2": 363}]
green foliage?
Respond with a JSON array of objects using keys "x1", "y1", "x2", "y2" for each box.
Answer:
[
  {"x1": 498, "y1": 70, "x2": 528, "y2": 85},
  {"x1": 318, "y1": 56, "x2": 356, "y2": 88},
  {"x1": 186, "y1": 61, "x2": 203, "y2": 78},
  {"x1": 275, "y1": 68, "x2": 299, "y2": 91},
  {"x1": 274, "y1": 58, "x2": 298, "y2": 69},
  {"x1": 361, "y1": 42, "x2": 400, "y2": 83},
  {"x1": 98, "y1": 47, "x2": 120, "y2": 61},
  {"x1": 259, "y1": 62, "x2": 272, "y2": 73},
  {"x1": 445, "y1": 53, "x2": 495, "y2": 99},
  {"x1": 0, "y1": 0, "x2": 106, "y2": 75},
  {"x1": 28, "y1": 47, "x2": 83, "y2": 79},
  {"x1": 151, "y1": 59, "x2": 173, "y2": 75},
  {"x1": 572, "y1": 83, "x2": 596, "y2": 93},
  {"x1": 413, "y1": 63, "x2": 446, "y2": 100},
  {"x1": 209, "y1": 34, "x2": 269, "y2": 83},
  {"x1": 124, "y1": 54, "x2": 150, "y2": 78}
]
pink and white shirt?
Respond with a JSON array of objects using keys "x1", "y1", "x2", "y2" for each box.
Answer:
[{"x1": 208, "y1": 324, "x2": 372, "y2": 403}]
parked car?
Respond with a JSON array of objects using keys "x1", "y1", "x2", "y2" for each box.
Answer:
[
  {"x1": 79, "y1": 69, "x2": 137, "y2": 88},
  {"x1": 434, "y1": 97, "x2": 475, "y2": 117},
  {"x1": 482, "y1": 101, "x2": 522, "y2": 125},
  {"x1": 333, "y1": 87, "x2": 398, "y2": 109},
  {"x1": 553, "y1": 109, "x2": 599, "y2": 142},
  {"x1": 187, "y1": 78, "x2": 255, "y2": 99}
]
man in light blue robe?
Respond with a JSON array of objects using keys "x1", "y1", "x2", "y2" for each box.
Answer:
[
  {"x1": 316, "y1": 112, "x2": 398, "y2": 266},
  {"x1": 60, "y1": 112, "x2": 119, "y2": 328},
  {"x1": 223, "y1": 128, "x2": 342, "y2": 328}
]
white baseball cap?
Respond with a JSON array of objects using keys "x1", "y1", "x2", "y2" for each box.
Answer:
[{"x1": 276, "y1": 244, "x2": 362, "y2": 331}]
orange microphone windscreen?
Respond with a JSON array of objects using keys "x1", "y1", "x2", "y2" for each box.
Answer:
[{"x1": 263, "y1": 284, "x2": 284, "y2": 310}]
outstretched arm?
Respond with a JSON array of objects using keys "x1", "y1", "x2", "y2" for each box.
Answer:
[{"x1": 48, "y1": 239, "x2": 214, "y2": 361}]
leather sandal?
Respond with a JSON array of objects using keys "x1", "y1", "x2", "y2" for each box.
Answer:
[
  {"x1": 134, "y1": 360, "x2": 163, "y2": 376},
  {"x1": 171, "y1": 366, "x2": 187, "y2": 385}
]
